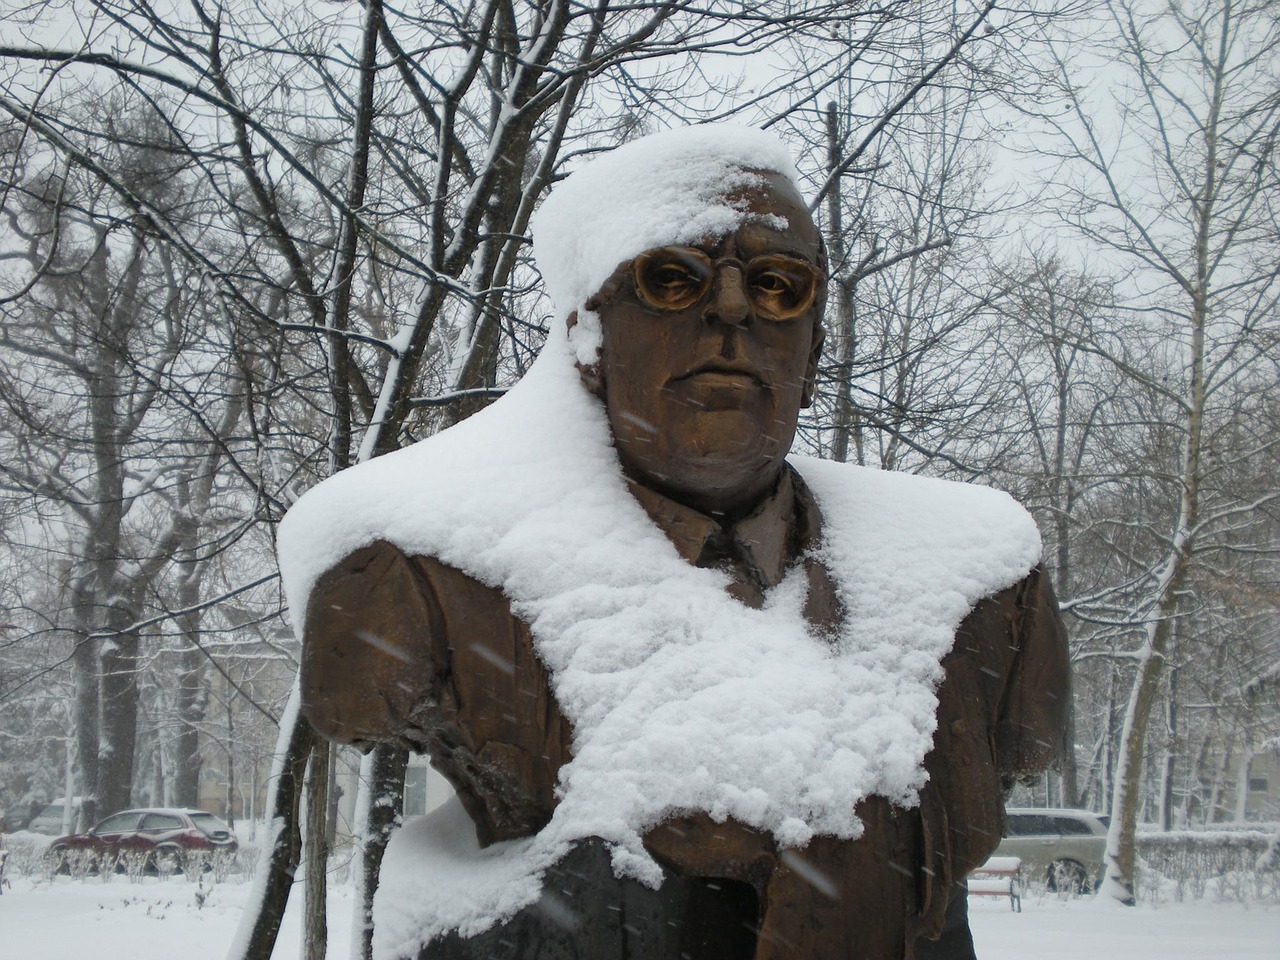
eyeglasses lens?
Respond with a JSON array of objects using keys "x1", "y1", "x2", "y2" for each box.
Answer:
[
  {"x1": 634, "y1": 248, "x2": 712, "y2": 311},
  {"x1": 633, "y1": 247, "x2": 818, "y2": 320}
]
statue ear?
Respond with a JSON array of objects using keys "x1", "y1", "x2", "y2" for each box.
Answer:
[
  {"x1": 566, "y1": 311, "x2": 605, "y2": 398},
  {"x1": 801, "y1": 324, "x2": 824, "y2": 408}
]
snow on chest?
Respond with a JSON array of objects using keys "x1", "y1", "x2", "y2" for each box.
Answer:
[{"x1": 277, "y1": 339, "x2": 1041, "y2": 951}]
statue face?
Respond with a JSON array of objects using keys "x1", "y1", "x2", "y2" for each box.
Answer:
[{"x1": 584, "y1": 171, "x2": 825, "y2": 516}]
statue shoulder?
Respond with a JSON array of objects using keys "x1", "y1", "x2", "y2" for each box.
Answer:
[
  {"x1": 789, "y1": 456, "x2": 1038, "y2": 537},
  {"x1": 788, "y1": 456, "x2": 1043, "y2": 612},
  {"x1": 277, "y1": 438, "x2": 458, "y2": 631}
]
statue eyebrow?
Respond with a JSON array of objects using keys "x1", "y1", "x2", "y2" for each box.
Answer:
[
  {"x1": 741, "y1": 242, "x2": 818, "y2": 264},
  {"x1": 683, "y1": 232, "x2": 816, "y2": 265},
  {"x1": 772, "y1": 248, "x2": 818, "y2": 263},
  {"x1": 733, "y1": 224, "x2": 818, "y2": 264},
  {"x1": 688, "y1": 244, "x2": 817, "y2": 266}
]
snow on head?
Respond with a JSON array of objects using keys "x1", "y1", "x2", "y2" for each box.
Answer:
[{"x1": 530, "y1": 124, "x2": 800, "y2": 363}]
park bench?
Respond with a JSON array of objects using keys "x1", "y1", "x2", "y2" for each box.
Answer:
[{"x1": 967, "y1": 855, "x2": 1022, "y2": 912}]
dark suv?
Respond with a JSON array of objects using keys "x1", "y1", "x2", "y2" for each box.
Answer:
[
  {"x1": 0, "y1": 801, "x2": 44, "y2": 833},
  {"x1": 49, "y1": 808, "x2": 237, "y2": 873}
]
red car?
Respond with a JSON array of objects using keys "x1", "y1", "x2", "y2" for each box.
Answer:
[{"x1": 50, "y1": 807, "x2": 237, "y2": 873}]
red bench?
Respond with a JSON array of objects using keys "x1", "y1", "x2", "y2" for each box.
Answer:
[{"x1": 968, "y1": 855, "x2": 1022, "y2": 912}]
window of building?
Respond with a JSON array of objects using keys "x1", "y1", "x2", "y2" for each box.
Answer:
[{"x1": 404, "y1": 765, "x2": 429, "y2": 817}]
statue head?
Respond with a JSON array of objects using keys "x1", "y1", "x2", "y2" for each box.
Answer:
[{"x1": 533, "y1": 127, "x2": 826, "y2": 516}]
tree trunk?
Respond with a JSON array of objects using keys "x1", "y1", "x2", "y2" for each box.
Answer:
[
  {"x1": 1158, "y1": 667, "x2": 1178, "y2": 830},
  {"x1": 1233, "y1": 745, "x2": 1253, "y2": 824},
  {"x1": 1059, "y1": 706, "x2": 1081, "y2": 808},
  {"x1": 98, "y1": 622, "x2": 141, "y2": 817},
  {"x1": 304, "y1": 739, "x2": 332, "y2": 960},
  {"x1": 226, "y1": 693, "x2": 237, "y2": 827},
  {"x1": 173, "y1": 504, "x2": 207, "y2": 807},
  {"x1": 1052, "y1": 365, "x2": 1080, "y2": 808},
  {"x1": 1101, "y1": 663, "x2": 1120, "y2": 811},
  {"x1": 71, "y1": 626, "x2": 101, "y2": 828},
  {"x1": 1206, "y1": 746, "x2": 1231, "y2": 826},
  {"x1": 228, "y1": 687, "x2": 316, "y2": 960},
  {"x1": 173, "y1": 643, "x2": 206, "y2": 808},
  {"x1": 823, "y1": 102, "x2": 861, "y2": 466},
  {"x1": 351, "y1": 745, "x2": 408, "y2": 960},
  {"x1": 1103, "y1": 440, "x2": 1199, "y2": 901},
  {"x1": 326, "y1": 746, "x2": 340, "y2": 849}
]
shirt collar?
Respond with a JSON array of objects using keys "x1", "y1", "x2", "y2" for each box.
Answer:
[{"x1": 626, "y1": 466, "x2": 818, "y2": 590}]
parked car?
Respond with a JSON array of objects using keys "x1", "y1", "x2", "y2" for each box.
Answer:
[
  {"x1": 25, "y1": 799, "x2": 82, "y2": 836},
  {"x1": 49, "y1": 808, "x2": 237, "y2": 873},
  {"x1": 0, "y1": 801, "x2": 45, "y2": 834},
  {"x1": 994, "y1": 807, "x2": 1109, "y2": 893}
]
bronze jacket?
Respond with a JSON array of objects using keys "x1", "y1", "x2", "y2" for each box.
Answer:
[{"x1": 300, "y1": 473, "x2": 1068, "y2": 960}]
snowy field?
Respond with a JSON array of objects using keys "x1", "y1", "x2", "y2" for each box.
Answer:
[{"x1": 0, "y1": 874, "x2": 1274, "y2": 959}]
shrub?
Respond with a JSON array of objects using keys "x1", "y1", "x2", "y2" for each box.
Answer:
[
  {"x1": 1136, "y1": 830, "x2": 1277, "y2": 903},
  {"x1": 0, "y1": 834, "x2": 53, "y2": 880}
]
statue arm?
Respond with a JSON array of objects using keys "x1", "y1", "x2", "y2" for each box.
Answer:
[
  {"x1": 993, "y1": 565, "x2": 1072, "y2": 777},
  {"x1": 300, "y1": 539, "x2": 445, "y2": 750}
]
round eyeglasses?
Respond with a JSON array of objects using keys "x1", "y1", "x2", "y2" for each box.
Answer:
[{"x1": 631, "y1": 246, "x2": 823, "y2": 321}]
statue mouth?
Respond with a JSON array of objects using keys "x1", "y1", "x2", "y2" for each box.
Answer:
[{"x1": 671, "y1": 361, "x2": 764, "y2": 387}]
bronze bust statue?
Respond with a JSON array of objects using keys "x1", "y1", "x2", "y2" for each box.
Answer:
[{"x1": 281, "y1": 126, "x2": 1068, "y2": 960}]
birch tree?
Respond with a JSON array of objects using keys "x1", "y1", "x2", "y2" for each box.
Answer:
[
  {"x1": 1040, "y1": 0, "x2": 1279, "y2": 902},
  {"x1": 987, "y1": 252, "x2": 1133, "y2": 806}
]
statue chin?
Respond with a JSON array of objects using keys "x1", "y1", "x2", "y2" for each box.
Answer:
[
  {"x1": 606, "y1": 386, "x2": 799, "y2": 517},
  {"x1": 619, "y1": 447, "x2": 787, "y2": 517}
]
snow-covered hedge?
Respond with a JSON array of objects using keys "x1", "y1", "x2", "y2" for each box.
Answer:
[
  {"x1": 1136, "y1": 830, "x2": 1278, "y2": 902},
  {"x1": 0, "y1": 830, "x2": 257, "y2": 885},
  {"x1": 0, "y1": 831, "x2": 53, "y2": 880}
]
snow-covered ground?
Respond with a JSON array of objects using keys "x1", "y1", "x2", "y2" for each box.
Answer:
[
  {"x1": 0, "y1": 874, "x2": 1274, "y2": 959},
  {"x1": 968, "y1": 892, "x2": 1277, "y2": 959},
  {"x1": 0, "y1": 873, "x2": 352, "y2": 960}
]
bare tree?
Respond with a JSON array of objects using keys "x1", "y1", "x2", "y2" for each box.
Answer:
[
  {"x1": 1037, "y1": 0, "x2": 1279, "y2": 903},
  {"x1": 987, "y1": 252, "x2": 1131, "y2": 806},
  {"x1": 771, "y1": 0, "x2": 1070, "y2": 475},
  {"x1": 0, "y1": 119, "x2": 216, "y2": 823},
  {"x1": 0, "y1": 93, "x2": 283, "y2": 829}
]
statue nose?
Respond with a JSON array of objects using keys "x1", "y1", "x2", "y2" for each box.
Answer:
[{"x1": 703, "y1": 263, "x2": 752, "y2": 327}]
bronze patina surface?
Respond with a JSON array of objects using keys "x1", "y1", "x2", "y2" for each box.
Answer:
[{"x1": 300, "y1": 159, "x2": 1069, "y2": 960}]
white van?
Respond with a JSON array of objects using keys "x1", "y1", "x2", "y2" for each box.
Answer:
[{"x1": 994, "y1": 807, "x2": 1109, "y2": 893}]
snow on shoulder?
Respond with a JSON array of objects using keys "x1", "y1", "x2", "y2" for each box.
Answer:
[{"x1": 276, "y1": 125, "x2": 1043, "y2": 957}]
